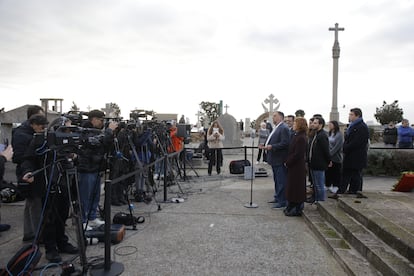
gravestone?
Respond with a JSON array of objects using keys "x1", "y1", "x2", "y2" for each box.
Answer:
[{"x1": 217, "y1": 113, "x2": 243, "y2": 152}]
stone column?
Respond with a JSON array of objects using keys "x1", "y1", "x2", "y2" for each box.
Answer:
[{"x1": 329, "y1": 23, "x2": 344, "y2": 122}]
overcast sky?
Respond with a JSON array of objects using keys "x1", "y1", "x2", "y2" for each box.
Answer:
[{"x1": 1, "y1": 0, "x2": 413, "y2": 125}]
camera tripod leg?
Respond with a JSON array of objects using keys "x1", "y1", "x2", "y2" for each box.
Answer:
[{"x1": 65, "y1": 168, "x2": 88, "y2": 271}]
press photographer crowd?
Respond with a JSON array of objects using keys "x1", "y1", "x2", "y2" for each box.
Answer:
[{"x1": 0, "y1": 105, "x2": 192, "y2": 273}]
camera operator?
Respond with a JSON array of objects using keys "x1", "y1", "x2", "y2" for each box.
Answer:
[
  {"x1": 110, "y1": 122, "x2": 132, "y2": 206},
  {"x1": 11, "y1": 105, "x2": 45, "y2": 242},
  {"x1": 21, "y1": 115, "x2": 79, "y2": 263},
  {"x1": 77, "y1": 110, "x2": 118, "y2": 228}
]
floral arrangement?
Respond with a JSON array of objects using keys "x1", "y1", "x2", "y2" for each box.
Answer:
[{"x1": 393, "y1": 171, "x2": 414, "y2": 192}]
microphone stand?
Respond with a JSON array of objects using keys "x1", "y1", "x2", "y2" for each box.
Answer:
[{"x1": 244, "y1": 130, "x2": 258, "y2": 208}]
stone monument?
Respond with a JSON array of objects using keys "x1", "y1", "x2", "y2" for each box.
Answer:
[
  {"x1": 217, "y1": 113, "x2": 243, "y2": 151},
  {"x1": 262, "y1": 94, "x2": 280, "y2": 126},
  {"x1": 329, "y1": 23, "x2": 344, "y2": 122}
]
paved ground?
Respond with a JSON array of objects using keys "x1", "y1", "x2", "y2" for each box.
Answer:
[{"x1": 0, "y1": 140, "x2": 404, "y2": 275}]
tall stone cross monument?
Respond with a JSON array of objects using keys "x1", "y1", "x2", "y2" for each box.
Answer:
[
  {"x1": 264, "y1": 94, "x2": 280, "y2": 123},
  {"x1": 329, "y1": 23, "x2": 344, "y2": 122}
]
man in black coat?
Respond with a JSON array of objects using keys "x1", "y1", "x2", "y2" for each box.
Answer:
[
  {"x1": 11, "y1": 105, "x2": 45, "y2": 242},
  {"x1": 339, "y1": 108, "x2": 369, "y2": 194},
  {"x1": 309, "y1": 116, "x2": 330, "y2": 201},
  {"x1": 21, "y1": 115, "x2": 79, "y2": 263}
]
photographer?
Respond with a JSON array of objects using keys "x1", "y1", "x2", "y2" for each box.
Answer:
[
  {"x1": 206, "y1": 121, "x2": 225, "y2": 175},
  {"x1": 77, "y1": 110, "x2": 117, "y2": 228},
  {"x1": 21, "y1": 115, "x2": 79, "y2": 263}
]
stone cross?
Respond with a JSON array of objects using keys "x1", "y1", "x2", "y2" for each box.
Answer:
[
  {"x1": 224, "y1": 104, "x2": 230, "y2": 113},
  {"x1": 264, "y1": 94, "x2": 280, "y2": 123},
  {"x1": 329, "y1": 23, "x2": 344, "y2": 58},
  {"x1": 264, "y1": 94, "x2": 279, "y2": 113},
  {"x1": 328, "y1": 23, "x2": 345, "y2": 122}
]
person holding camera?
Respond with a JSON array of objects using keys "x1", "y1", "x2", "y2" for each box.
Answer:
[
  {"x1": 20, "y1": 114, "x2": 80, "y2": 263},
  {"x1": 11, "y1": 105, "x2": 45, "y2": 242},
  {"x1": 77, "y1": 110, "x2": 118, "y2": 228},
  {"x1": 206, "y1": 121, "x2": 225, "y2": 176}
]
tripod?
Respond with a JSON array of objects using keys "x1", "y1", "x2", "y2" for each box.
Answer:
[{"x1": 64, "y1": 167, "x2": 88, "y2": 271}]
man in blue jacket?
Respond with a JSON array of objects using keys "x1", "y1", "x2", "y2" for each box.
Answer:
[{"x1": 397, "y1": 119, "x2": 414, "y2": 149}]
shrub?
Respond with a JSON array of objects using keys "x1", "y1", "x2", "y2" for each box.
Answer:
[{"x1": 365, "y1": 149, "x2": 414, "y2": 176}]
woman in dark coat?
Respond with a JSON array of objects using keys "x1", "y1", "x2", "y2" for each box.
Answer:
[{"x1": 284, "y1": 117, "x2": 308, "y2": 216}]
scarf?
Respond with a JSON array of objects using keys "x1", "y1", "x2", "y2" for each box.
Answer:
[{"x1": 346, "y1": 117, "x2": 363, "y2": 135}]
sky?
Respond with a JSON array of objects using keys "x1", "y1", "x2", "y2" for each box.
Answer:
[{"x1": 1, "y1": 0, "x2": 413, "y2": 125}]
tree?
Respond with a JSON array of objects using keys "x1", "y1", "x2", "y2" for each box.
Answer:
[
  {"x1": 110, "y1": 102, "x2": 121, "y2": 118},
  {"x1": 374, "y1": 100, "x2": 403, "y2": 125},
  {"x1": 199, "y1": 101, "x2": 220, "y2": 125},
  {"x1": 295, "y1": 109, "x2": 305, "y2": 118}
]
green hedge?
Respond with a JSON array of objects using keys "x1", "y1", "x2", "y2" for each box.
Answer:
[{"x1": 365, "y1": 149, "x2": 414, "y2": 176}]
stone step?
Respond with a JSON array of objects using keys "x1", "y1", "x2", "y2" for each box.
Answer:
[
  {"x1": 303, "y1": 205, "x2": 381, "y2": 276},
  {"x1": 317, "y1": 199, "x2": 414, "y2": 276},
  {"x1": 338, "y1": 193, "x2": 414, "y2": 264}
]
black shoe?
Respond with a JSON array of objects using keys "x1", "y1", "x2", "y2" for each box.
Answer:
[
  {"x1": 58, "y1": 243, "x2": 79, "y2": 254},
  {"x1": 267, "y1": 200, "x2": 277, "y2": 204},
  {"x1": 285, "y1": 209, "x2": 302, "y2": 217},
  {"x1": 0, "y1": 224, "x2": 11, "y2": 232},
  {"x1": 46, "y1": 249, "x2": 62, "y2": 263},
  {"x1": 111, "y1": 200, "x2": 122, "y2": 206},
  {"x1": 328, "y1": 194, "x2": 339, "y2": 200},
  {"x1": 356, "y1": 192, "x2": 368, "y2": 199},
  {"x1": 305, "y1": 197, "x2": 315, "y2": 203},
  {"x1": 119, "y1": 198, "x2": 128, "y2": 204},
  {"x1": 22, "y1": 235, "x2": 35, "y2": 242}
]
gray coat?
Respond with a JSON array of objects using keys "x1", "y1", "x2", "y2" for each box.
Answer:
[{"x1": 329, "y1": 131, "x2": 344, "y2": 164}]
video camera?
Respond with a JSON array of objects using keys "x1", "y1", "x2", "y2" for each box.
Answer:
[
  {"x1": 33, "y1": 126, "x2": 104, "y2": 154},
  {"x1": 62, "y1": 111, "x2": 89, "y2": 127}
]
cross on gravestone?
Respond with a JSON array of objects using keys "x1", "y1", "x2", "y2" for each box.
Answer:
[
  {"x1": 264, "y1": 94, "x2": 279, "y2": 113},
  {"x1": 224, "y1": 104, "x2": 230, "y2": 113}
]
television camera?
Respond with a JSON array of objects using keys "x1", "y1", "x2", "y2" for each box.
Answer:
[{"x1": 33, "y1": 125, "x2": 104, "y2": 154}]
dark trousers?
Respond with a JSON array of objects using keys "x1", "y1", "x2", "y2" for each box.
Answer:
[
  {"x1": 42, "y1": 187, "x2": 70, "y2": 251},
  {"x1": 257, "y1": 149, "x2": 267, "y2": 162},
  {"x1": 208, "y1": 148, "x2": 223, "y2": 174},
  {"x1": 325, "y1": 162, "x2": 342, "y2": 187},
  {"x1": 339, "y1": 168, "x2": 363, "y2": 194}
]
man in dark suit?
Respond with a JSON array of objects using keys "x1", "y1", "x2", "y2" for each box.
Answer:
[
  {"x1": 339, "y1": 108, "x2": 369, "y2": 194},
  {"x1": 260, "y1": 111, "x2": 290, "y2": 208}
]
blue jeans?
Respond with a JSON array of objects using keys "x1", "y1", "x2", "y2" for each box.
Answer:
[
  {"x1": 271, "y1": 164, "x2": 287, "y2": 206},
  {"x1": 78, "y1": 172, "x2": 101, "y2": 223},
  {"x1": 311, "y1": 170, "x2": 325, "y2": 201}
]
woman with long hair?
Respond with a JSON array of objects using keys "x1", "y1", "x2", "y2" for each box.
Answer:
[{"x1": 325, "y1": 120, "x2": 344, "y2": 193}]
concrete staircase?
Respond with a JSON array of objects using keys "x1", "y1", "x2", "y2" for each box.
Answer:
[{"x1": 303, "y1": 192, "x2": 414, "y2": 276}]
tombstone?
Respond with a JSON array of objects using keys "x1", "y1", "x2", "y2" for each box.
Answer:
[
  {"x1": 217, "y1": 113, "x2": 243, "y2": 152},
  {"x1": 244, "y1": 118, "x2": 251, "y2": 135}
]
